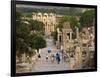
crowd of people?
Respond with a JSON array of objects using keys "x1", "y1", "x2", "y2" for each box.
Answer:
[
  {"x1": 45, "y1": 51, "x2": 61, "y2": 64},
  {"x1": 37, "y1": 48, "x2": 69, "y2": 64}
]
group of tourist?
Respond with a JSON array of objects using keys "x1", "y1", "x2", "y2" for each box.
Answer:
[
  {"x1": 46, "y1": 51, "x2": 61, "y2": 64},
  {"x1": 37, "y1": 48, "x2": 70, "y2": 64}
]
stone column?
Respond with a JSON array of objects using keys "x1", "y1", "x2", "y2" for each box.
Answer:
[
  {"x1": 22, "y1": 53, "x2": 26, "y2": 63},
  {"x1": 63, "y1": 41, "x2": 66, "y2": 53},
  {"x1": 75, "y1": 46, "x2": 82, "y2": 69},
  {"x1": 62, "y1": 31, "x2": 66, "y2": 52},
  {"x1": 57, "y1": 33, "x2": 59, "y2": 43},
  {"x1": 57, "y1": 28, "x2": 60, "y2": 42},
  {"x1": 70, "y1": 32, "x2": 72, "y2": 40},
  {"x1": 76, "y1": 27, "x2": 79, "y2": 39}
]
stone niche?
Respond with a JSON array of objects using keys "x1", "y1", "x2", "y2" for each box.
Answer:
[
  {"x1": 57, "y1": 21, "x2": 74, "y2": 51},
  {"x1": 62, "y1": 22, "x2": 73, "y2": 40}
]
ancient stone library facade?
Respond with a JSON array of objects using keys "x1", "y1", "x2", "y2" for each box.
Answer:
[{"x1": 32, "y1": 12, "x2": 62, "y2": 35}]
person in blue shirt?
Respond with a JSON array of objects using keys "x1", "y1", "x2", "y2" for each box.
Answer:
[
  {"x1": 56, "y1": 52, "x2": 60, "y2": 64},
  {"x1": 48, "y1": 48, "x2": 51, "y2": 53}
]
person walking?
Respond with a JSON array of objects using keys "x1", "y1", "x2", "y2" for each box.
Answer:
[
  {"x1": 64, "y1": 53, "x2": 67, "y2": 62},
  {"x1": 48, "y1": 48, "x2": 51, "y2": 53},
  {"x1": 50, "y1": 54, "x2": 55, "y2": 63},
  {"x1": 46, "y1": 54, "x2": 49, "y2": 61},
  {"x1": 56, "y1": 52, "x2": 60, "y2": 64},
  {"x1": 38, "y1": 53, "x2": 41, "y2": 61},
  {"x1": 38, "y1": 54, "x2": 41, "y2": 58}
]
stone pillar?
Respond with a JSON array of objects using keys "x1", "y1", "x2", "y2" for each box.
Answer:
[
  {"x1": 70, "y1": 32, "x2": 72, "y2": 40},
  {"x1": 57, "y1": 28, "x2": 60, "y2": 42},
  {"x1": 76, "y1": 27, "x2": 79, "y2": 39},
  {"x1": 58, "y1": 34, "x2": 60, "y2": 42},
  {"x1": 75, "y1": 46, "x2": 82, "y2": 69},
  {"x1": 62, "y1": 31, "x2": 66, "y2": 52},
  {"x1": 63, "y1": 41, "x2": 66, "y2": 53},
  {"x1": 22, "y1": 53, "x2": 26, "y2": 63},
  {"x1": 61, "y1": 45, "x2": 63, "y2": 51}
]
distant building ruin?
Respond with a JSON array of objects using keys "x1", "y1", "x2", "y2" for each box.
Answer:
[{"x1": 32, "y1": 12, "x2": 58, "y2": 35}]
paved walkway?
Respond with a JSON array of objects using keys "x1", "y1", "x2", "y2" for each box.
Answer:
[{"x1": 32, "y1": 38, "x2": 70, "y2": 72}]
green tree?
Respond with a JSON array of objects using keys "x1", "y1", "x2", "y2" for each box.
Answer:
[
  {"x1": 28, "y1": 20, "x2": 44, "y2": 32},
  {"x1": 22, "y1": 13, "x2": 32, "y2": 18},
  {"x1": 79, "y1": 10, "x2": 95, "y2": 27},
  {"x1": 16, "y1": 12, "x2": 46, "y2": 57},
  {"x1": 57, "y1": 16, "x2": 70, "y2": 31},
  {"x1": 31, "y1": 35, "x2": 46, "y2": 53},
  {"x1": 16, "y1": 12, "x2": 30, "y2": 54},
  {"x1": 16, "y1": 12, "x2": 22, "y2": 28},
  {"x1": 16, "y1": 38, "x2": 29, "y2": 54},
  {"x1": 16, "y1": 12, "x2": 22, "y2": 21},
  {"x1": 57, "y1": 16, "x2": 79, "y2": 31},
  {"x1": 70, "y1": 16, "x2": 80, "y2": 30},
  {"x1": 51, "y1": 31, "x2": 57, "y2": 41},
  {"x1": 16, "y1": 22, "x2": 30, "y2": 40}
]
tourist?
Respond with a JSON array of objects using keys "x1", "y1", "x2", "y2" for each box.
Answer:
[
  {"x1": 56, "y1": 52, "x2": 61, "y2": 64},
  {"x1": 64, "y1": 53, "x2": 67, "y2": 62},
  {"x1": 50, "y1": 54, "x2": 55, "y2": 63},
  {"x1": 38, "y1": 54, "x2": 41, "y2": 58},
  {"x1": 46, "y1": 55, "x2": 48, "y2": 61},
  {"x1": 70, "y1": 58, "x2": 76, "y2": 70},
  {"x1": 48, "y1": 48, "x2": 51, "y2": 53}
]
